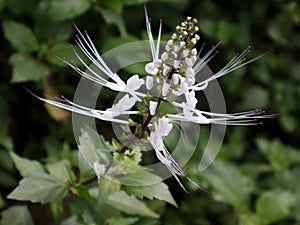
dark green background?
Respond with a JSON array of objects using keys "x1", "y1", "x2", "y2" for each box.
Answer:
[{"x1": 0, "y1": 0, "x2": 299, "y2": 224}]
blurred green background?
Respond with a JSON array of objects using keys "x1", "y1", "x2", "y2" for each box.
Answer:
[{"x1": 0, "y1": 0, "x2": 299, "y2": 224}]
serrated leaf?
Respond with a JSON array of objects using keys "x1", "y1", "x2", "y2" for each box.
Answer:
[
  {"x1": 2, "y1": 20, "x2": 39, "y2": 52},
  {"x1": 7, "y1": 172, "x2": 68, "y2": 204},
  {"x1": 98, "y1": 175, "x2": 121, "y2": 202},
  {"x1": 48, "y1": 0, "x2": 90, "y2": 22},
  {"x1": 256, "y1": 190, "x2": 296, "y2": 224},
  {"x1": 78, "y1": 126, "x2": 112, "y2": 168},
  {"x1": 77, "y1": 151, "x2": 95, "y2": 180},
  {"x1": 119, "y1": 170, "x2": 177, "y2": 206},
  {"x1": 107, "y1": 191, "x2": 159, "y2": 218},
  {"x1": 9, "y1": 53, "x2": 50, "y2": 82},
  {"x1": 199, "y1": 160, "x2": 253, "y2": 210},
  {"x1": 0, "y1": 206, "x2": 34, "y2": 225},
  {"x1": 9, "y1": 151, "x2": 44, "y2": 177},
  {"x1": 46, "y1": 160, "x2": 76, "y2": 184}
]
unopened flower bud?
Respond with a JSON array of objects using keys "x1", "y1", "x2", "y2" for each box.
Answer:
[
  {"x1": 146, "y1": 76, "x2": 154, "y2": 90},
  {"x1": 172, "y1": 73, "x2": 179, "y2": 85},
  {"x1": 173, "y1": 60, "x2": 180, "y2": 69},
  {"x1": 167, "y1": 39, "x2": 173, "y2": 46},
  {"x1": 149, "y1": 101, "x2": 158, "y2": 115},
  {"x1": 161, "y1": 52, "x2": 169, "y2": 61},
  {"x1": 180, "y1": 41, "x2": 185, "y2": 48},
  {"x1": 182, "y1": 49, "x2": 189, "y2": 58},
  {"x1": 162, "y1": 83, "x2": 170, "y2": 96},
  {"x1": 185, "y1": 58, "x2": 193, "y2": 67},
  {"x1": 163, "y1": 65, "x2": 171, "y2": 76},
  {"x1": 186, "y1": 67, "x2": 195, "y2": 77},
  {"x1": 191, "y1": 48, "x2": 197, "y2": 56},
  {"x1": 154, "y1": 59, "x2": 162, "y2": 67}
]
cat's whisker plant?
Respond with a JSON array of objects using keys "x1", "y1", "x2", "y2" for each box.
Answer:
[{"x1": 18, "y1": 6, "x2": 275, "y2": 213}]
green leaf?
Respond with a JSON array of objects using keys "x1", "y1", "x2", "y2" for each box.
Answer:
[
  {"x1": 0, "y1": 206, "x2": 34, "y2": 225},
  {"x1": 256, "y1": 138, "x2": 290, "y2": 171},
  {"x1": 106, "y1": 191, "x2": 159, "y2": 218},
  {"x1": 46, "y1": 160, "x2": 76, "y2": 184},
  {"x1": 119, "y1": 170, "x2": 177, "y2": 207},
  {"x1": 0, "y1": 150, "x2": 14, "y2": 171},
  {"x1": 242, "y1": 86, "x2": 269, "y2": 109},
  {"x1": 9, "y1": 53, "x2": 50, "y2": 82},
  {"x1": 239, "y1": 213, "x2": 261, "y2": 225},
  {"x1": 199, "y1": 160, "x2": 253, "y2": 211},
  {"x1": 47, "y1": 42, "x2": 74, "y2": 67},
  {"x1": 96, "y1": 7, "x2": 127, "y2": 36},
  {"x1": 5, "y1": 0, "x2": 38, "y2": 15},
  {"x1": 51, "y1": 202, "x2": 64, "y2": 224},
  {"x1": 77, "y1": 151, "x2": 95, "y2": 180},
  {"x1": 9, "y1": 151, "x2": 44, "y2": 177},
  {"x1": 0, "y1": 193, "x2": 4, "y2": 208},
  {"x1": 0, "y1": 170, "x2": 17, "y2": 188},
  {"x1": 2, "y1": 20, "x2": 39, "y2": 52},
  {"x1": 107, "y1": 217, "x2": 139, "y2": 225},
  {"x1": 98, "y1": 175, "x2": 121, "y2": 202},
  {"x1": 256, "y1": 190, "x2": 296, "y2": 224},
  {"x1": 60, "y1": 216, "x2": 78, "y2": 225},
  {"x1": 48, "y1": 0, "x2": 91, "y2": 22},
  {"x1": 78, "y1": 126, "x2": 112, "y2": 168},
  {"x1": 7, "y1": 172, "x2": 69, "y2": 204}
]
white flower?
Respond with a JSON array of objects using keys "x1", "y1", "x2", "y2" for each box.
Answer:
[
  {"x1": 186, "y1": 67, "x2": 195, "y2": 77},
  {"x1": 154, "y1": 117, "x2": 173, "y2": 137},
  {"x1": 179, "y1": 81, "x2": 189, "y2": 94},
  {"x1": 126, "y1": 75, "x2": 144, "y2": 91},
  {"x1": 107, "y1": 94, "x2": 137, "y2": 116},
  {"x1": 30, "y1": 6, "x2": 273, "y2": 194},
  {"x1": 182, "y1": 90, "x2": 197, "y2": 116},
  {"x1": 145, "y1": 62, "x2": 158, "y2": 75}
]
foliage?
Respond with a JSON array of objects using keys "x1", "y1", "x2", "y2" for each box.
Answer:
[{"x1": 0, "y1": 0, "x2": 299, "y2": 225}]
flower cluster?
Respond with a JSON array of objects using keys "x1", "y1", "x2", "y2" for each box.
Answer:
[
  {"x1": 32, "y1": 6, "x2": 274, "y2": 192},
  {"x1": 145, "y1": 16, "x2": 200, "y2": 96}
]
